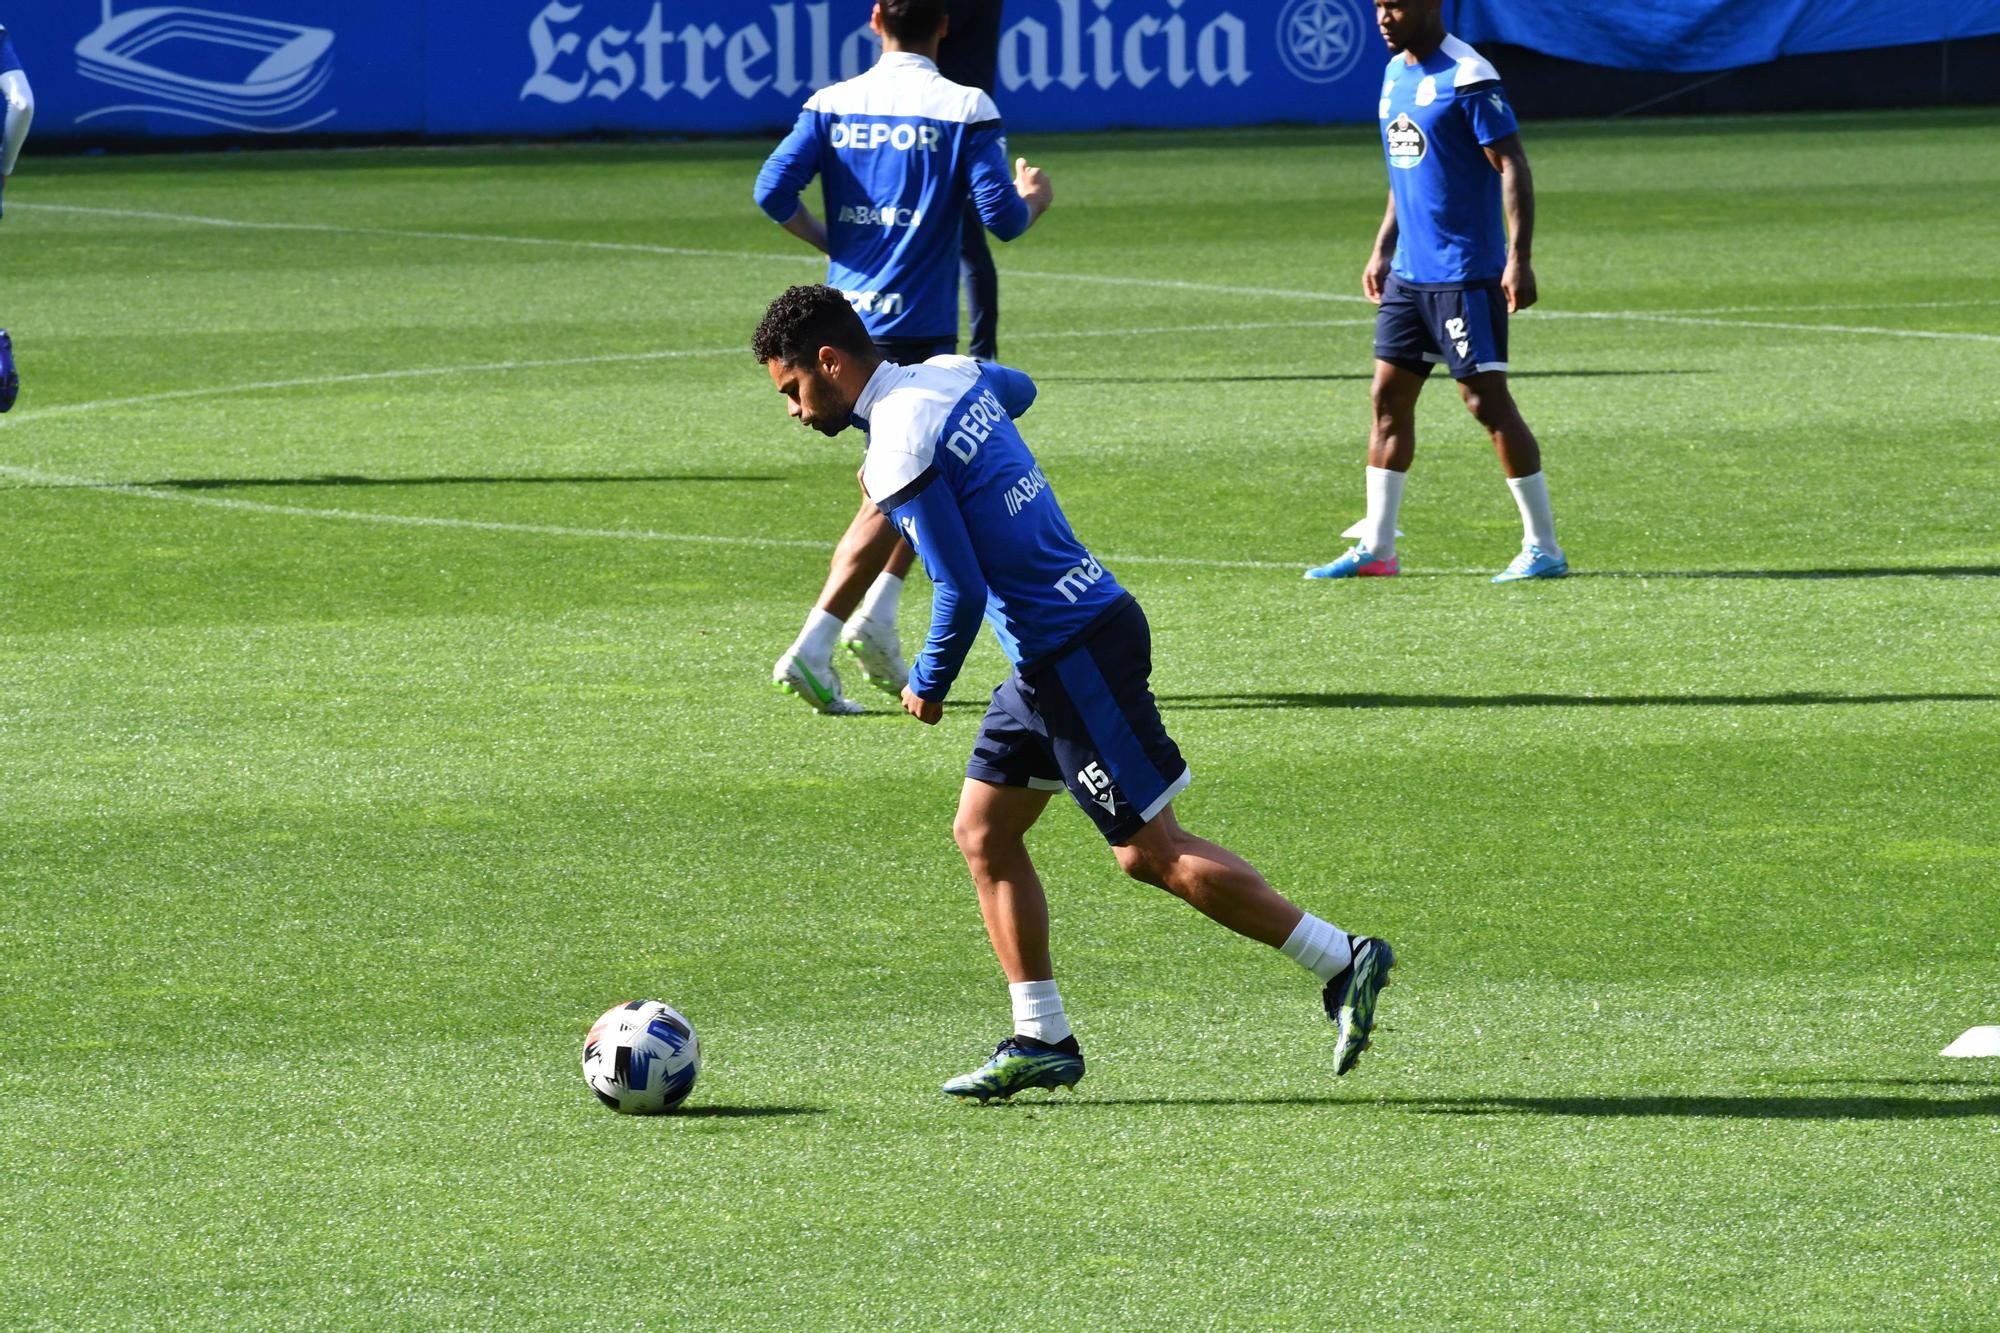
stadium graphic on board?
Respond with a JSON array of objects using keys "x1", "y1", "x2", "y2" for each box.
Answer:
[{"x1": 74, "y1": 0, "x2": 337, "y2": 132}]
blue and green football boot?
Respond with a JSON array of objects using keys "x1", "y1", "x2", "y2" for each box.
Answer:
[
  {"x1": 942, "y1": 1035, "x2": 1085, "y2": 1103},
  {"x1": 1324, "y1": 935, "x2": 1396, "y2": 1075}
]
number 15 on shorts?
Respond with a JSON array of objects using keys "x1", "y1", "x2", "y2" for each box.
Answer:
[{"x1": 1076, "y1": 761, "x2": 1118, "y2": 815}]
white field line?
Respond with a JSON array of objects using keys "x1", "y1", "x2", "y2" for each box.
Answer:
[
  {"x1": 16, "y1": 202, "x2": 821, "y2": 266},
  {"x1": 0, "y1": 323, "x2": 1368, "y2": 571},
  {"x1": 2, "y1": 201, "x2": 1991, "y2": 572},
  {"x1": 0, "y1": 456, "x2": 1307, "y2": 570},
  {"x1": 0, "y1": 318, "x2": 1369, "y2": 429},
  {"x1": 1542, "y1": 308, "x2": 2000, "y2": 346},
  {"x1": 1667, "y1": 298, "x2": 2000, "y2": 316},
  {"x1": 0, "y1": 347, "x2": 747, "y2": 423},
  {"x1": 20, "y1": 202, "x2": 2000, "y2": 343}
]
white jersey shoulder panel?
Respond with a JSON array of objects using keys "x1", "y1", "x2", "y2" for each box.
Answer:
[
  {"x1": 862, "y1": 359, "x2": 979, "y2": 501},
  {"x1": 1441, "y1": 35, "x2": 1502, "y2": 88},
  {"x1": 809, "y1": 63, "x2": 992, "y2": 123}
]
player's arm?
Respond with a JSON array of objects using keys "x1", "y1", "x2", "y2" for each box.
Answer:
[
  {"x1": 965, "y1": 101, "x2": 1049, "y2": 240},
  {"x1": 1364, "y1": 190, "x2": 1398, "y2": 303},
  {"x1": 1, "y1": 69, "x2": 32, "y2": 181},
  {"x1": 977, "y1": 362, "x2": 1037, "y2": 419},
  {"x1": 1482, "y1": 133, "x2": 1536, "y2": 312},
  {"x1": 752, "y1": 107, "x2": 829, "y2": 255},
  {"x1": 880, "y1": 481, "x2": 989, "y2": 722}
]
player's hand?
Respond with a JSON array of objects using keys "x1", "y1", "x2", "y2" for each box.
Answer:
[
  {"x1": 1503, "y1": 256, "x2": 1537, "y2": 313},
  {"x1": 1363, "y1": 253, "x2": 1392, "y2": 304},
  {"x1": 901, "y1": 686, "x2": 943, "y2": 725},
  {"x1": 1014, "y1": 157, "x2": 1052, "y2": 217}
]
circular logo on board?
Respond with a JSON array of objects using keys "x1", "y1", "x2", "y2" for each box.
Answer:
[
  {"x1": 1277, "y1": 0, "x2": 1368, "y2": 85},
  {"x1": 1385, "y1": 113, "x2": 1427, "y2": 168}
]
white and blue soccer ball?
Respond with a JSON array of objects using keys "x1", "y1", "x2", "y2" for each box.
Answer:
[{"x1": 582, "y1": 1000, "x2": 699, "y2": 1114}]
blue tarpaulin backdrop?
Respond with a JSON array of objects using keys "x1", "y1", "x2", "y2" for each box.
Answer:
[{"x1": 1457, "y1": 0, "x2": 2000, "y2": 73}]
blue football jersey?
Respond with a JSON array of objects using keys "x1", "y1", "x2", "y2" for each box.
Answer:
[
  {"x1": 0, "y1": 24, "x2": 20, "y2": 75},
  {"x1": 1378, "y1": 35, "x2": 1519, "y2": 287},
  {"x1": 754, "y1": 52, "x2": 1030, "y2": 341},
  {"x1": 856, "y1": 357, "x2": 1129, "y2": 701}
]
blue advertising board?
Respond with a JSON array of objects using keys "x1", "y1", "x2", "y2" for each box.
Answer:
[
  {"x1": 13, "y1": 1, "x2": 1995, "y2": 143},
  {"x1": 13, "y1": 0, "x2": 1386, "y2": 141}
]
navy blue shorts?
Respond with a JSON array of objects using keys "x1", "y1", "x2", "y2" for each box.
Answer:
[
  {"x1": 1374, "y1": 275, "x2": 1509, "y2": 380},
  {"x1": 966, "y1": 598, "x2": 1191, "y2": 845}
]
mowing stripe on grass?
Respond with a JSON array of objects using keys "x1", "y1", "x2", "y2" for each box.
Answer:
[
  {"x1": 0, "y1": 317, "x2": 1368, "y2": 430},
  {"x1": 0, "y1": 457, "x2": 1311, "y2": 570},
  {"x1": 18, "y1": 202, "x2": 2000, "y2": 344}
]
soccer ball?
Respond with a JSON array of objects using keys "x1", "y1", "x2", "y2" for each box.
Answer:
[{"x1": 581, "y1": 999, "x2": 699, "y2": 1114}]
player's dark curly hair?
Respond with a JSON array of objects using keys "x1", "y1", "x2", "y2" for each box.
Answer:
[
  {"x1": 878, "y1": 0, "x2": 948, "y2": 44},
  {"x1": 752, "y1": 285, "x2": 874, "y2": 367}
]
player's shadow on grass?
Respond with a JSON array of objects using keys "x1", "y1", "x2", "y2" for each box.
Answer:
[
  {"x1": 1582, "y1": 565, "x2": 2000, "y2": 580},
  {"x1": 664, "y1": 1105, "x2": 825, "y2": 1119},
  {"x1": 1159, "y1": 690, "x2": 2000, "y2": 711},
  {"x1": 51, "y1": 473, "x2": 779, "y2": 490},
  {"x1": 1034, "y1": 1093, "x2": 1998, "y2": 1120},
  {"x1": 1041, "y1": 369, "x2": 1687, "y2": 385},
  {"x1": 1395, "y1": 1093, "x2": 2000, "y2": 1121}
]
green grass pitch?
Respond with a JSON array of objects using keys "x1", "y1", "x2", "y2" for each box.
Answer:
[{"x1": 2, "y1": 108, "x2": 1997, "y2": 1328}]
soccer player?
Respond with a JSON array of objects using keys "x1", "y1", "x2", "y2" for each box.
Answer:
[
  {"x1": 941, "y1": 0, "x2": 1006, "y2": 361},
  {"x1": 0, "y1": 20, "x2": 32, "y2": 412},
  {"x1": 755, "y1": 0, "x2": 1051, "y2": 715},
  {"x1": 1306, "y1": 0, "x2": 1566, "y2": 584},
  {"x1": 753, "y1": 285, "x2": 1396, "y2": 1100}
]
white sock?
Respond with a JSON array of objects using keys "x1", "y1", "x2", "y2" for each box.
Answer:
[
  {"x1": 1279, "y1": 914, "x2": 1353, "y2": 982},
  {"x1": 851, "y1": 571, "x2": 903, "y2": 627},
  {"x1": 1009, "y1": 979, "x2": 1072, "y2": 1044},
  {"x1": 788, "y1": 607, "x2": 842, "y2": 665},
  {"x1": 1360, "y1": 466, "x2": 1407, "y2": 559},
  {"x1": 1506, "y1": 471, "x2": 1559, "y2": 554}
]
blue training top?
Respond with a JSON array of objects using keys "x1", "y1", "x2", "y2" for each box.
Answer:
[
  {"x1": 755, "y1": 52, "x2": 1030, "y2": 342},
  {"x1": 0, "y1": 25, "x2": 21, "y2": 75},
  {"x1": 856, "y1": 357, "x2": 1129, "y2": 701},
  {"x1": 1379, "y1": 35, "x2": 1520, "y2": 287}
]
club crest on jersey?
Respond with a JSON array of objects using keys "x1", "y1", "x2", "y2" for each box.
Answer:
[{"x1": 1385, "y1": 114, "x2": 1426, "y2": 168}]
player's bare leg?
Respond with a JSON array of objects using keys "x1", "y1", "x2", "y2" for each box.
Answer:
[
  {"x1": 1459, "y1": 369, "x2": 1566, "y2": 580},
  {"x1": 952, "y1": 778, "x2": 1056, "y2": 983},
  {"x1": 1367, "y1": 358, "x2": 1427, "y2": 474},
  {"x1": 1115, "y1": 804, "x2": 1395, "y2": 1075},
  {"x1": 1308, "y1": 359, "x2": 1425, "y2": 578},
  {"x1": 1112, "y1": 803, "x2": 1304, "y2": 947},
  {"x1": 820, "y1": 499, "x2": 902, "y2": 614},
  {"x1": 943, "y1": 779, "x2": 1081, "y2": 1101},
  {"x1": 1457, "y1": 369, "x2": 1539, "y2": 477},
  {"x1": 841, "y1": 530, "x2": 914, "y2": 697}
]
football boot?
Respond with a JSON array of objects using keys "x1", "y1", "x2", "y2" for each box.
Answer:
[
  {"x1": 1324, "y1": 935, "x2": 1396, "y2": 1076},
  {"x1": 772, "y1": 651, "x2": 865, "y2": 716},
  {"x1": 1305, "y1": 545, "x2": 1399, "y2": 579},
  {"x1": 943, "y1": 1035, "x2": 1085, "y2": 1103},
  {"x1": 839, "y1": 616, "x2": 907, "y2": 696},
  {"x1": 1492, "y1": 545, "x2": 1569, "y2": 583}
]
